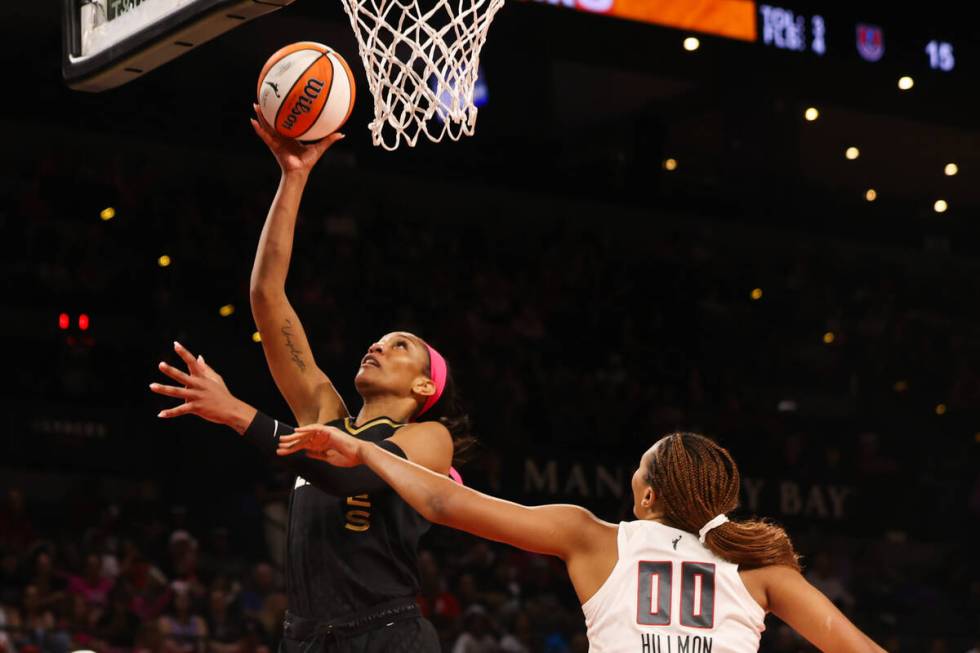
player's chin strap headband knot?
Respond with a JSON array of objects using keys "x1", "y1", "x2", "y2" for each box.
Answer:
[{"x1": 698, "y1": 514, "x2": 729, "y2": 544}]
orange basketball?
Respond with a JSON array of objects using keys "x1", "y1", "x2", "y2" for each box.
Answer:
[{"x1": 256, "y1": 42, "x2": 356, "y2": 141}]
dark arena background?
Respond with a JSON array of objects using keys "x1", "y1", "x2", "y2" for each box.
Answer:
[{"x1": 2, "y1": 1, "x2": 979, "y2": 652}]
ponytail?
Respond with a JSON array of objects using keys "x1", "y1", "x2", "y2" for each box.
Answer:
[{"x1": 703, "y1": 519, "x2": 801, "y2": 571}]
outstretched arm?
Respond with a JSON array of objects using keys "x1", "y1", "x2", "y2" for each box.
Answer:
[
  {"x1": 762, "y1": 566, "x2": 886, "y2": 653},
  {"x1": 248, "y1": 108, "x2": 347, "y2": 426},
  {"x1": 278, "y1": 425, "x2": 616, "y2": 561},
  {"x1": 150, "y1": 342, "x2": 450, "y2": 496}
]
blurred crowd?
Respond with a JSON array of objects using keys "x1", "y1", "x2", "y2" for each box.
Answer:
[{"x1": 2, "y1": 141, "x2": 979, "y2": 651}]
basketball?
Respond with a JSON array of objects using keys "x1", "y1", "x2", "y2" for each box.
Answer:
[{"x1": 256, "y1": 42, "x2": 356, "y2": 142}]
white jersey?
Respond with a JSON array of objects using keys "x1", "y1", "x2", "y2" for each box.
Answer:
[{"x1": 582, "y1": 521, "x2": 766, "y2": 653}]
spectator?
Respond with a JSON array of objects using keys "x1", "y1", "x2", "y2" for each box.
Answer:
[
  {"x1": 199, "y1": 528, "x2": 246, "y2": 585},
  {"x1": 28, "y1": 551, "x2": 66, "y2": 614},
  {"x1": 452, "y1": 605, "x2": 497, "y2": 653},
  {"x1": 18, "y1": 585, "x2": 70, "y2": 653},
  {"x1": 239, "y1": 563, "x2": 276, "y2": 619},
  {"x1": 64, "y1": 591, "x2": 98, "y2": 651},
  {"x1": 416, "y1": 550, "x2": 461, "y2": 633},
  {"x1": 68, "y1": 553, "x2": 114, "y2": 609},
  {"x1": 205, "y1": 587, "x2": 244, "y2": 653},
  {"x1": 95, "y1": 586, "x2": 141, "y2": 650},
  {"x1": 159, "y1": 588, "x2": 208, "y2": 653},
  {"x1": 128, "y1": 557, "x2": 172, "y2": 621},
  {"x1": 498, "y1": 612, "x2": 533, "y2": 653},
  {"x1": 456, "y1": 573, "x2": 480, "y2": 610},
  {"x1": 169, "y1": 534, "x2": 206, "y2": 604}
]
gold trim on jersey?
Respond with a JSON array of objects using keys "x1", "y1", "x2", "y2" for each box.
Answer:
[{"x1": 343, "y1": 416, "x2": 405, "y2": 434}]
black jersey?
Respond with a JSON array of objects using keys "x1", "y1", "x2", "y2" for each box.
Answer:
[{"x1": 284, "y1": 416, "x2": 430, "y2": 621}]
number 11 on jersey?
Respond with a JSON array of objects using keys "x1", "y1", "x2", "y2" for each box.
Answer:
[{"x1": 638, "y1": 562, "x2": 716, "y2": 628}]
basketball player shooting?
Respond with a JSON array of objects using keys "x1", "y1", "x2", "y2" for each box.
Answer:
[{"x1": 149, "y1": 108, "x2": 471, "y2": 652}]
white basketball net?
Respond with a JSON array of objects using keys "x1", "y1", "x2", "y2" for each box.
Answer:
[{"x1": 339, "y1": 0, "x2": 506, "y2": 150}]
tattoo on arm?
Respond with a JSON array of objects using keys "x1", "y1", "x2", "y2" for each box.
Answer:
[{"x1": 280, "y1": 319, "x2": 307, "y2": 372}]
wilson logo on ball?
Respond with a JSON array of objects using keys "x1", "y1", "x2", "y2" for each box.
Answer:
[
  {"x1": 256, "y1": 42, "x2": 356, "y2": 142},
  {"x1": 281, "y1": 78, "x2": 326, "y2": 131}
]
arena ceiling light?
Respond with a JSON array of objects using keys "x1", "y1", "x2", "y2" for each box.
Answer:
[
  {"x1": 865, "y1": 189, "x2": 877, "y2": 202},
  {"x1": 683, "y1": 36, "x2": 700, "y2": 51},
  {"x1": 804, "y1": 107, "x2": 819, "y2": 121},
  {"x1": 897, "y1": 76, "x2": 914, "y2": 90},
  {"x1": 934, "y1": 199, "x2": 948, "y2": 213},
  {"x1": 945, "y1": 163, "x2": 959, "y2": 176},
  {"x1": 845, "y1": 147, "x2": 860, "y2": 160}
]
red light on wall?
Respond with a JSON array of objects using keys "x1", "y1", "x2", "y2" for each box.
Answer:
[
  {"x1": 59, "y1": 313, "x2": 70, "y2": 330},
  {"x1": 78, "y1": 314, "x2": 90, "y2": 331}
]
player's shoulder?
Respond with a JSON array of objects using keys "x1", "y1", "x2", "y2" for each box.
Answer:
[
  {"x1": 394, "y1": 419, "x2": 452, "y2": 450},
  {"x1": 388, "y1": 420, "x2": 453, "y2": 473},
  {"x1": 397, "y1": 419, "x2": 451, "y2": 439},
  {"x1": 737, "y1": 564, "x2": 803, "y2": 613}
]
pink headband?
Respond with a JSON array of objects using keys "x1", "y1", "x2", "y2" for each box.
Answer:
[
  {"x1": 416, "y1": 343, "x2": 447, "y2": 418},
  {"x1": 416, "y1": 343, "x2": 461, "y2": 485}
]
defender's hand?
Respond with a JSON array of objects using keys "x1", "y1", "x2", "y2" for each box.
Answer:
[{"x1": 277, "y1": 425, "x2": 364, "y2": 468}]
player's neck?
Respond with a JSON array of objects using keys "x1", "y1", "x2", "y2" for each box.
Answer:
[
  {"x1": 637, "y1": 509, "x2": 666, "y2": 523},
  {"x1": 355, "y1": 396, "x2": 416, "y2": 425}
]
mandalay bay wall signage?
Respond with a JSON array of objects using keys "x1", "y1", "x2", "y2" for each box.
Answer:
[{"x1": 518, "y1": 457, "x2": 855, "y2": 520}]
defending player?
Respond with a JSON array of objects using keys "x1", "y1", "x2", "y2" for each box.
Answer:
[{"x1": 278, "y1": 426, "x2": 888, "y2": 653}]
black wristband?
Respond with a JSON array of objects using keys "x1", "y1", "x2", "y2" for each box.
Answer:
[{"x1": 242, "y1": 410, "x2": 294, "y2": 456}]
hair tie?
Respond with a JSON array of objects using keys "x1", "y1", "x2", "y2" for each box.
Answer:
[{"x1": 698, "y1": 514, "x2": 729, "y2": 544}]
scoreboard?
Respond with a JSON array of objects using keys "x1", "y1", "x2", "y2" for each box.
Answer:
[
  {"x1": 532, "y1": 0, "x2": 964, "y2": 76},
  {"x1": 756, "y1": 4, "x2": 958, "y2": 74}
]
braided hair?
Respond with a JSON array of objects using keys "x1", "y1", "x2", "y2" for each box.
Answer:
[{"x1": 646, "y1": 433, "x2": 801, "y2": 571}]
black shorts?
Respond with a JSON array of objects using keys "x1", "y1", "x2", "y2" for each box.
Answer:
[{"x1": 279, "y1": 616, "x2": 439, "y2": 653}]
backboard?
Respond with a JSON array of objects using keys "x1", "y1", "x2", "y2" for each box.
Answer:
[{"x1": 63, "y1": 0, "x2": 295, "y2": 92}]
